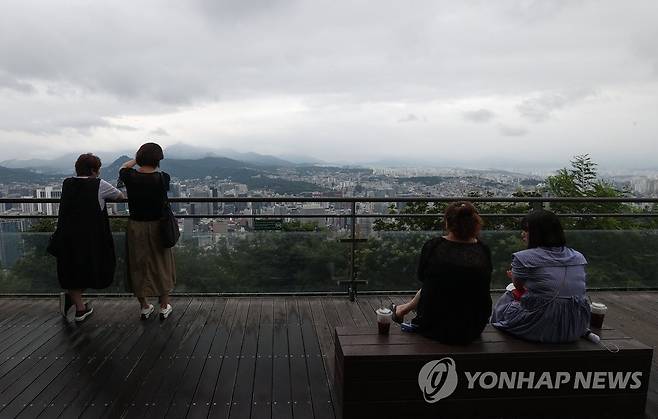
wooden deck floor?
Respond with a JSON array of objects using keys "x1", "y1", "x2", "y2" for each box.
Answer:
[{"x1": 0, "y1": 292, "x2": 655, "y2": 419}]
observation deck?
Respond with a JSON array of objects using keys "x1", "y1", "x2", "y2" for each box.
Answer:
[
  {"x1": 0, "y1": 197, "x2": 656, "y2": 417},
  {"x1": 0, "y1": 293, "x2": 655, "y2": 418}
]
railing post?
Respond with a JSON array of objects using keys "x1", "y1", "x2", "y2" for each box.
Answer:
[{"x1": 349, "y1": 200, "x2": 357, "y2": 301}]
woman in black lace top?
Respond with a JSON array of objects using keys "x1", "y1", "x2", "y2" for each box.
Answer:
[{"x1": 392, "y1": 201, "x2": 492, "y2": 344}]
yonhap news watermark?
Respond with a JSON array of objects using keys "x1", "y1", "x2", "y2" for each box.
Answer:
[{"x1": 418, "y1": 357, "x2": 645, "y2": 404}]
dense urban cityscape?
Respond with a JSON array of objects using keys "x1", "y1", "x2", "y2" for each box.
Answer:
[{"x1": 0, "y1": 152, "x2": 656, "y2": 270}]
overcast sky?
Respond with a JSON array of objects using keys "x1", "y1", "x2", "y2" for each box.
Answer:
[{"x1": 1, "y1": 0, "x2": 657, "y2": 169}]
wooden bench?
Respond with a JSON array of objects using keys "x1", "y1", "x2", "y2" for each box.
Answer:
[{"x1": 334, "y1": 325, "x2": 653, "y2": 419}]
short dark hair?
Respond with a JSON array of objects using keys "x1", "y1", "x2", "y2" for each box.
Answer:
[
  {"x1": 136, "y1": 142, "x2": 164, "y2": 167},
  {"x1": 444, "y1": 201, "x2": 483, "y2": 241},
  {"x1": 75, "y1": 153, "x2": 102, "y2": 176},
  {"x1": 522, "y1": 209, "x2": 567, "y2": 248}
]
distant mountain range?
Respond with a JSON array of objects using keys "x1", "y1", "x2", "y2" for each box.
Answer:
[
  {"x1": 0, "y1": 153, "x2": 329, "y2": 194},
  {"x1": 0, "y1": 166, "x2": 59, "y2": 183},
  {"x1": 0, "y1": 143, "x2": 323, "y2": 175}
]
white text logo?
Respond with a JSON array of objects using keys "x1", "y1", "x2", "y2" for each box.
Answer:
[{"x1": 418, "y1": 357, "x2": 458, "y2": 403}]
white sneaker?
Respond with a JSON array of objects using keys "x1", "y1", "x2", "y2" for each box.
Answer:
[
  {"x1": 141, "y1": 304, "x2": 154, "y2": 320},
  {"x1": 159, "y1": 304, "x2": 172, "y2": 320},
  {"x1": 74, "y1": 304, "x2": 93, "y2": 322}
]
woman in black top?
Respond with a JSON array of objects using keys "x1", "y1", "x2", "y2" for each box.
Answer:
[
  {"x1": 53, "y1": 154, "x2": 123, "y2": 321},
  {"x1": 119, "y1": 143, "x2": 176, "y2": 320},
  {"x1": 392, "y1": 201, "x2": 492, "y2": 344}
]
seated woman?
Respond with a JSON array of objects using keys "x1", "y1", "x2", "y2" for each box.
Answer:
[
  {"x1": 392, "y1": 201, "x2": 492, "y2": 344},
  {"x1": 491, "y1": 210, "x2": 590, "y2": 343}
]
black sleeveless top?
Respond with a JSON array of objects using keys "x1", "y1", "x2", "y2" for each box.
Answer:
[
  {"x1": 119, "y1": 168, "x2": 170, "y2": 221},
  {"x1": 54, "y1": 177, "x2": 115, "y2": 290},
  {"x1": 413, "y1": 237, "x2": 493, "y2": 344}
]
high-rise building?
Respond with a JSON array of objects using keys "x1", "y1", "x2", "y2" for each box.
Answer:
[
  {"x1": 188, "y1": 187, "x2": 212, "y2": 223},
  {"x1": 35, "y1": 186, "x2": 62, "y2": 215}
]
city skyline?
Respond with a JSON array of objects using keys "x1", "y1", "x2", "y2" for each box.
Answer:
[{"x1": 1, "y1": 1, "x2": 658, "y2": 168}]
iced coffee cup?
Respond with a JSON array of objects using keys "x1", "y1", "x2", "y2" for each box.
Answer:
[
  {"x1": 590, "y1": 302, "x2": 607, "y2": 329},
  {"x1": 376, "y1": 308, "x2": 392, "y2": 335}
]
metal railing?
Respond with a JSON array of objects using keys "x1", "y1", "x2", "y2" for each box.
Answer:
[{"x1": 1, "y1": 196, "x2": 657, "y2": 298}]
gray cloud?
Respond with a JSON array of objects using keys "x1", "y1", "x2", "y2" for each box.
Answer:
[
  {"x1": 150, "y1": 127, "x2": 170, "y2": 136},
  {"x1": 1, "y1": 114, "x2": 135, "y2": 136},
  {"x1": 517, "y1": 90, "x2": 595, "y2": 122},
  {"x1": 462, "y1": 109, "x2": 495, "y2": 123},
  {"x1": 398, "y1": 113, "x2": 423, "y2": 123},
  {"x1": 499, "y1": 125, "x2": 528, "y2": 137},
  {"x1": 0, "y1": 1, "x2": 657, "y2": 167},
  {"x1": 0, "y1": 71, "x2": 35, "y2": 94}
]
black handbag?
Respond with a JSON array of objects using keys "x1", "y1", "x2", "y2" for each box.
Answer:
[{"x1": 158, "y1": 173, "x2": 180, "y2": 248}]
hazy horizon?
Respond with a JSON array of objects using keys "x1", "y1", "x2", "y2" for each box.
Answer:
[{"x1": 1, "y1": 1, "x2": 657, "y2": 169}]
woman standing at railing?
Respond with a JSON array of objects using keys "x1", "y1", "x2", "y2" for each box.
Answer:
[
  {"x1": 391, "y1": 201, "x2": 493, "y2": 344},
  {"x1": 491, "y1": 209, "x2": 590, "y2": 343},
  {"x1": 53, "y1": 153, "x2": 124, "y2": 321},
  {"x1": 119, "y1": 142, "x2": 176, "y2": 320}
]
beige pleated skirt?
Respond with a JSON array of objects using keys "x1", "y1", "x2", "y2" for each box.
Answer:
[{"x1": 126, "y1": 220, "x2": 176, "y2": 297}]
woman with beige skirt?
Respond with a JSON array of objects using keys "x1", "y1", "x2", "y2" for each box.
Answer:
[{"x1": 119, "y1": 142, "x2": 176, "y2": 319}]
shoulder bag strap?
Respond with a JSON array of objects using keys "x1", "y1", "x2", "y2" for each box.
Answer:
[{"x1": 158, "y1": 172, "x2": 170, "y2": 210}]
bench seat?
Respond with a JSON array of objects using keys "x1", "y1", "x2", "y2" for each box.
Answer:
[{"x1": 334, "y1": 325, "x2": 653, "y2": 419}]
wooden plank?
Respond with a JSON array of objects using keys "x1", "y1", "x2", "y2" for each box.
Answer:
[
  {"x1": 13, "y1": 301, "x2": 127, "y2": 419},
  {"x1": 102, "y1": 298, "x2": 192, "y2": 418},
  {"x1": 0, "y1": 293, "x2": 654, "y2": 419},
  {"x1": 250, "y1": 298, "x2": 273, "y2": 419},
  {"x1": 185, "y1": 298, "x2": 239, "y2": 419},
  {"x1": 120, "y1": 299, "x2": 203, "y2": 419},
  {"x1": 63, "y1": 300, "x2": 195, "y2": 418},
  {"x1": 298, "y1": 298, "x2": 335, "y2": 419},
  {"x1": 0, "y1": 300, "x2": 122, "y2": 418},
  {"x1": 0, "y1": 309, "x2": 61, "y2": 365},
  {"x1": 0, "y1": 300, "x2": 32, "y2": 331},
  {"x1": 287, "y1": 297, "x2": 314, "y2": 419},
  {"x1": 207, "y1": 298, "x2": 250, "y2": 418},
  {"x1": 363, "y1": 295, "x2": 388, "y2": 320},
  {"x1": 0, "y1": 317, "x2": 66, "y2": 384},
  {"x1": 591, "y1": 295, "x2": 658, "y2": 361},
  {"x1": 340, "y1": 338, "x2": 651, "y2": 357},
  {"x1": 332, "y1": 298, "x2": 356, "y2": 328},
  {"x1": 81, "y1": 297, "x2": 193, "y2": 418},
  {"x1": 355, "y1": 297, "x2": 377, "y2": 327},
  {"x1": 321, "y1": 297, "x2": 342, "y2": 329},
  {"x1": 337, "y1": 330, "x2": 632, "y2": 346},
  {"x1": 138, "y1": 299, "x2": 214, "y2": 419},
  {"x1": 33, "y1": 300, "x2": 143, "y2": 418},
  {"x1": 163, "y1": 298, "x2": 226, "y2": 418},
  {"x1": 309, "y1": 298, "x2": 336, "y2": 384},
  {"x1": 345, "y1": 299, "x2": 369, "y2": 327},
  {"x1": 228, "y1": 298, "x2": 262, "y2": 419},
  {"x1": 79, "y1": 299, "x2": 194, "y2": 418},
  {"x1": 272, "y1": 297, "x2": 292, "y2": 419}
]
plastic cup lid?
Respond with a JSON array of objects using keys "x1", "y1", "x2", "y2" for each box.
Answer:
[
  {"x1": 376, "y1": 308, "x2": 392, "y2": 315},
  {"x1": 591, "y1": 302, "x2": 607, "y2": 310}
]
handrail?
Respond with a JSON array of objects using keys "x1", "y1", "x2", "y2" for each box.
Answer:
[
  {"x1": 2, "y1": 197, "x2": 656, "y2": 220},
  {"x1": 2, "y1": 196, "x2": 658, "y2": 203},
  {"x1": 3, "y1": 213, "x2": 658, "y2": 219}
]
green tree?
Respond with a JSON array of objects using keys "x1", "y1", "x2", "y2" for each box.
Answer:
[{"x1": 544, "y1": 154, "x2": 649, "y2": 229}]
